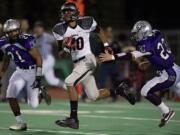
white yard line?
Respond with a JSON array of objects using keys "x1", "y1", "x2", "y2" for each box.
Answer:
[
  {"x1": 0, "y1": 127, "x2": 109, "y2": 135},
  {"x1": 52, "y1": 102, "x2": 180, "y2": 111},
  {"x1": 0, "y1": 109, "x2": 180, "y2": 123}
]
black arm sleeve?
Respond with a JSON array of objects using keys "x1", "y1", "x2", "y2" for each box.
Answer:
[
  {"x1": 114, "y1": 52, "x2": 133, "y2": 61},
  {"x1": 57, "y1": 40, "x2": 63, "y2": 51},
  {"x1": 92, "y1": 26, "x2": 100, "y2": 33}
]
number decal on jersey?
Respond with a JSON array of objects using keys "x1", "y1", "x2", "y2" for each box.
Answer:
[
  {"x1": 7, "y1": 51, "x2": 25, "y2": 62},
  {"x1": 71, "y1": 37, "x2": 84, "y2": 51},
  {"x1": 76, "y1": 37, "x2": 84, "y2": 50},
  {"x1": 157, "y1": 38, "x2": 171, "y2": 60},
  {"x1": 7, "y1": 52, "x2": 14, "y2": 60},
  {"x1": 15, "y1": 51, "x2": 25, "y2": 62}
]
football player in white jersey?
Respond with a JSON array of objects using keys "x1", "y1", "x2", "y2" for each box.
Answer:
[{"x1": 52, "y1": 2, "x2": 135, "y2": 129}]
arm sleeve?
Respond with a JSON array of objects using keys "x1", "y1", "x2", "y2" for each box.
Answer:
[
  {"x1": 25, "y1": 36, "x2": 37, "y2": 50},
  {"x1": 114, "y1": 52, "x2": 133, "y2": 60},
  {"x1": 131, "y1": 51, "x2": 152, "y2": 59},
  {"x1": 113, "y1": 51, "x2": 152, "y2": 61}
]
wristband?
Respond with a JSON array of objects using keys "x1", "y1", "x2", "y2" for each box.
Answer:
[
  {"x1": 104, "y1": 42, "x2": 109, "y2": 47},
  {"x1": 36, "y1": 67, "x2": 42, "y2": 77},
  {"x1": 112, "y1": 55, "x2": 115, "y2": 60}
]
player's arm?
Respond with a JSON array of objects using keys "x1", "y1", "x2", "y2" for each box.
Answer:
[
  {"x1": 93, "y1": 26, "x2": 110, "y2": 47},
  {"x1": 52, "y1": 27, "x2": 70, "y2": 57},
  {"x1": 0, "y1": 54, "x2": 10, "y2": 78},
  {"x1": 56, "y1": 40, "x2": 70, "y2": 58},
  {"x1": 29, "y1": 47, "x2": 42, "y2": 68},
  {"x1": 88, "y1": 17, "x2": 111, "y2": 51},
  {"x1": 29, "y1": 47, "x2": 43, "y2": 88},
  {"x1": 99, "y1": 50, "x2": 152, "y2": 62}
]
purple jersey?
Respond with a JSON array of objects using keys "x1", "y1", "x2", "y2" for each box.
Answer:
[
  {"x1": 136, "y1": 30, "x2": 175, "y2": 71},
  {"x1": 0, "y1": 34, "x2": 36, "y2": 68}
]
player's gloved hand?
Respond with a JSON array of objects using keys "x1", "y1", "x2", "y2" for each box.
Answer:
[{"x1": 32, "y1": 76, "x2": 42, "y2": 89}]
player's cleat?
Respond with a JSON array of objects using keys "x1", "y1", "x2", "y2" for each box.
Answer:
[
  {"x1": 116, "y1": 81, "x2": 136, "y2": 105},
  {"x1": 39, "y1": 86, "x2": 51, "y2": 105},
  {"x1": 55, "y1": 117, "x2": 79, "y2": 129},
  {"x1": 9, "y1": 123, "x2": 27, "y2": 131},
  {"x1": 159, "y1": 110, "x2": 175, "y2": 127}
]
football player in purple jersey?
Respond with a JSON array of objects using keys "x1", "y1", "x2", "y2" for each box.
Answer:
[
  {"x1": 0, "y1": 19, "x2": 51, "y2": 131},
  {"x1": 99, "y1": 20, "x2": 180, "y2": 127}
]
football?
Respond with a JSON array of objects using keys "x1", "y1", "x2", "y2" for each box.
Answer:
[
  {"x1": 104, "y1": 47, "x2": 113, "y2": 54},
  {"x1": 63, "y1": 36, "x2": 76, "y2": 48}
]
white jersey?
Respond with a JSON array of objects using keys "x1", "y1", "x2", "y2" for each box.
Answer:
[{"x1": 52, "y1": 16, "x2": 97, "y2": 61}]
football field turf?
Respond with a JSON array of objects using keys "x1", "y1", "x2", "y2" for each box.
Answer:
[{"x1": 0, "y1": 100, "x2": 179, "y2": 135}]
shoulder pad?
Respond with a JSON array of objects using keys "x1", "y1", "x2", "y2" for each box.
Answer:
[
  {"x1": 19, "y1": 34, "x2": 35, "y2": 40},
  {"x1": 52, "y1": 22, "x2": 68, "y2": 36},
  {"x1": 0, "y1": 37, "x2": 8, "y2": 47},
  {"x1": 77, "y1": 16, "x2": 94, "y2": 30},
  {"x1": 152, "y1": 30, "x2": 162, "y2": 39}
]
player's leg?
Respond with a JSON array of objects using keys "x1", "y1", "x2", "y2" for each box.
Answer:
[
  {"x1": 82, "y1": 74, "x2": 100, "y2": 100},
  {"x1": 96, "y1": 80, "x2": 136, "y2": 105},
  {"x1": 171, "y1": 64, "x2": 180, "y2": 97},
  {"x1": 55, "y1": 54, "x2": 99, "y2": 129},
  {"x1": 141, "y1": 70, "x2": 176, "y2": 127},
  {"x1": 81, "y1": 70, "x2": 135, "y2": 105},
  {"x1": 6, "y1": 70, "x2": 27, "y2": 131},
  {"x1": 27, "y1": 86, "x2": 39, "y2": 108},
  {"x1": 81, "y1": 75, "x2": 115, "y2": 100},
  {"x1": 55, "y1": 61, "x2": 93, "y2": 129}
]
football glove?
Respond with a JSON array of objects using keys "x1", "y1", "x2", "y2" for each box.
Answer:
[{"x1": 32, "y1": 76, "x2": 42, "y2": 89}]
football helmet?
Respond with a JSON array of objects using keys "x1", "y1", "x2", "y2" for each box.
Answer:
[
  {"x1": 60, "y1": 2, "x2": 79, "y2": 22},
  {"x1": 3, "y1": 19, "x2": 21, "y2": 39},
  {"x1": 131, "y1": 20, "x2": 152, "y2": 41}
]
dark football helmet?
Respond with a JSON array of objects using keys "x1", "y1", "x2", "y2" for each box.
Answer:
[{"x1": 60, "y1": 2, "x2": 79, "y2": 22}]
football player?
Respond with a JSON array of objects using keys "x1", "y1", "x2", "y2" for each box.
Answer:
[
  {"x1": 0, "y1": 19, "x2": 51, "y2": 131},
  {"x1": 99, "y1": 20, "x2": 180, "y2": 127},
  {"x1": 52, "y1": 2, "x2": 135, "y2": 129}
]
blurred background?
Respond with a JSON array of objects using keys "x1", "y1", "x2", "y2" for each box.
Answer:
[{"x1": 0, "y1": 0, "x2": 180, "y2": 102}]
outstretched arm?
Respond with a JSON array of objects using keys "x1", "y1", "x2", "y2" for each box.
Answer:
[{"x1": 99, "y1": 50, "x2": 152, "y2": 62}]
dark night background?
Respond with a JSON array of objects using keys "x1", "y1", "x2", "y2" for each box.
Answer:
[{"x1": 0, "y1": 0, "x2": 180, "y2": 30}]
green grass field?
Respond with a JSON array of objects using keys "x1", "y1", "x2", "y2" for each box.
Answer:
[{"x1": 0, "y1": 100, "x2": 179, "y2": 135}]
